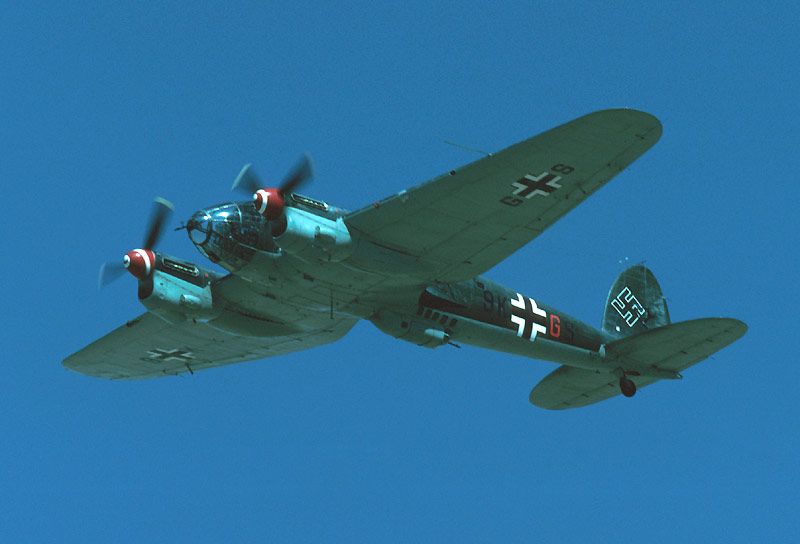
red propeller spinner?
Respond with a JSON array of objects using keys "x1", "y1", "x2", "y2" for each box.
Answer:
[
  {"x1": 253, "y1": 188, "x2": 285, "y2": 221},
  {"x1": 123, "y1": 249, "x2": 156, "y2": 280},
  {"x1": 232, "y1": 153, "x2": 314, "y2": 220}
]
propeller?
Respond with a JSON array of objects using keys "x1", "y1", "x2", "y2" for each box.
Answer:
[
  {"x1": 98, "y1": 261, "x2": 126, "y2": 288},
  {"x1": 97, "y1": 197, "x2": 174, "y2": 289},
  {"x1": 231, "y1": 153, "x2": 314, "y2": 220},
  {"x1": 143, "y1": 197, "x2": 173, "y2": 249}
]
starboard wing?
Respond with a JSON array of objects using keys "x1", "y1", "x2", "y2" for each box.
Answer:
[
  {"x1": 63, "y1": 312, "x2": 356, "y2": 379},
  {"x1": 529, "y1": 318, "x2": 747, "y2": 410},
  {"x1": 345, "y1": 109, "x2": 662, "y2": 282}
]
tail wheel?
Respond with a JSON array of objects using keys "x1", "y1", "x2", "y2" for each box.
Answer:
[{"x1": 620, "y1": 377, "x2": 637, "y2": 398}]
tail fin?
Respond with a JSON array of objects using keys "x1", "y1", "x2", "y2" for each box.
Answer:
[{"x1": 603, "y1": 265, "x2": 670, "y2": 337}]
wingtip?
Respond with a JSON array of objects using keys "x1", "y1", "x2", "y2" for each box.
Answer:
[{"x1": 578, "y1": 108, "x2": 663, "y2": 146}]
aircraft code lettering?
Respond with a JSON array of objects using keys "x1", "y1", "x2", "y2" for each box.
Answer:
[
  {"x1": 482, "y1": 290, "x2": 508, "y2": 318},
  {"x1": 549, "y1": 314, "x2": 561, "y2": 338},
  {"x1": 611, "y1": 287, "x2": 646, "y2": 327}
]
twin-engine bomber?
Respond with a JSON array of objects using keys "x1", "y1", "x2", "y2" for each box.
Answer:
[{"x1": 64, "y1": 109, "x2": 746, "y2": 410}]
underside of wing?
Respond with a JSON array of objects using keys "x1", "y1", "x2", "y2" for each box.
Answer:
[
  {"x1": 529, "y1": 318, "x2": 747, "y2": 410},
  {"x1": 63, "y1": 312, "x2": 357, "y2": 379},
  {"x1": 346, "y1": 109, "x2": 662, "y2": 282}
]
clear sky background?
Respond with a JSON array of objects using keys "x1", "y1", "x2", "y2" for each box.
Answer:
[{"x1": 1, "y1": 2, "x2": 797, "y2": 542}]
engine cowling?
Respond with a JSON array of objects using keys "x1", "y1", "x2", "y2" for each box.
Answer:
[
  {"x1": 138, "y1": 255, "x2": 301, "y2": 337},
  {"x1": 274, "y1": 207, "x2": 353, "y2": 262},
  {"x1": 139, "y1": 257, "x2": 218, "y2": 324}
]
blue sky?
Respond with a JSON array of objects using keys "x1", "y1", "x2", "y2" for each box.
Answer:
[{"x1": 2, "y1": 2, "x2": 797, "y2": 542}]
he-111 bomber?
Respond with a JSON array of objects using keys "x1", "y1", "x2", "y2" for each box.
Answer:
[{"x1": 64, "y1": 109, "x2": 746, "y2": 409}]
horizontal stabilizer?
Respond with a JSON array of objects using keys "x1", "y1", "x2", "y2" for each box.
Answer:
[
  {"x1": 604, "y1": 317, "x2": 747, "y2": 373},
  {"x1": 529, "y1": 318, "x2": 747, "y2": 410}
]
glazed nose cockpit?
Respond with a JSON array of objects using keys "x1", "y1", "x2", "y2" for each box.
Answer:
[
  {"x1": 186, "y1": 210, "x2": 213, "y2": 247},
  {"x1": 186, "y1": 202, "x2": 274, "y2": 269}
]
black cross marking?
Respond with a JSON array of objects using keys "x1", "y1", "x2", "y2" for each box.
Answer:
[
  {"x1": 146, "y1": 348, "x2": 195, "y2": 363},
  {"x1": 510, "y1": 293, "x2": 547, "y2": 341},
  {"x1": 511, "y1": 172, "x2": 562, "y2": 198}
]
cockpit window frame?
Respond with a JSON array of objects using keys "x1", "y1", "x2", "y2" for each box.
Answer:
[{"x1": 188, "y1": 213, "x2": 212, "y2": 246}]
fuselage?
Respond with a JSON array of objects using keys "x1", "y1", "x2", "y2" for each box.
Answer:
[{"x1": 181, "y1": 197, "x2": 614, "y2": 373}]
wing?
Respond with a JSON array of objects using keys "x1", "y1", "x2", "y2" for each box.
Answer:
[
  {"x1": 346, "y1": 109, "x2": 662, "y2": 282},
  {"x1": 529, "y1": 318, "x2": 747, "y2": 410},
  {"x1": 63, "y1": 312, "x2": 357, "y2": 379}
]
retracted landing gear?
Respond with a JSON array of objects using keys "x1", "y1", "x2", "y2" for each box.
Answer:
[
  {"x1": 619, "y1": 376, "x2": 637, "y2": 397},
  {"x1": 613, "y1": 368, "x2": 639, "y2": 398}
]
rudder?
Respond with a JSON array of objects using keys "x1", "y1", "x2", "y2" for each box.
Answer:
[{"x1": 603, "y1": 265, "x2": 670, "y2": 337}]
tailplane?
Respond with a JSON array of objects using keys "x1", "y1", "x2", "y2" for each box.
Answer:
[
  {"x1": 530, "y1": 317, "x2": 747, "y2": 409},
  {"x1": 603, "y1": 265, "x2": 670, "y2": 337},
  {"x1": 528, "y1": 265, "x2": 746, "y2": 410}
]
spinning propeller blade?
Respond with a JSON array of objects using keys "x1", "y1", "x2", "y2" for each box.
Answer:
[
  {"x1": 279, "y1": 152, "x2": 314, "y2": 195},
  {"x1": 143, "y1": 197, "x2": 175, "y2": 250},
  {"x1": 231, "y1": 153, "x2": 314, "y2": 197},
  {"x1": 98, "y1": 261, "x2": 126, "y2": 289},
  {"x1": 231, "y1": 164, "x2": 262, "y2": 195},
  {"x1": 97, "y1": 197, "x2": 174, "y2": 289}
]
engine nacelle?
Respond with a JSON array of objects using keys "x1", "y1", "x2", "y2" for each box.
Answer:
[
  {"x1": 137, "y1": 255, "x2": 303, "y2": 337},
  {"x1": 274, "y1": 207, "x2": 353, "y2": 262},
  {"x1": 140, "y1": 262, "x2": 218, "y2": 324}
]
